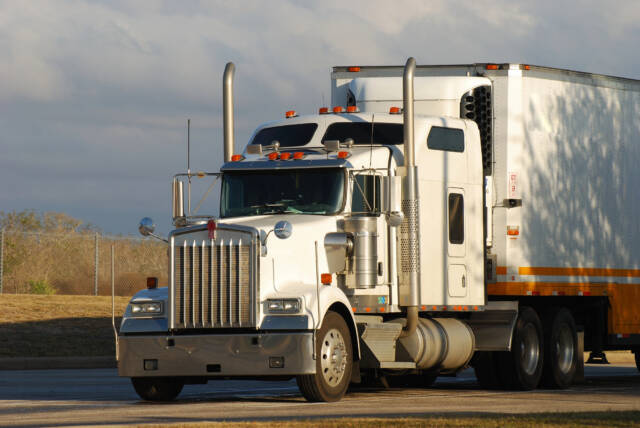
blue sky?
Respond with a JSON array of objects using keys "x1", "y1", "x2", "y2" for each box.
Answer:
[{"x1": 1, "y1": 0, "x2": 639, "y2": 235}]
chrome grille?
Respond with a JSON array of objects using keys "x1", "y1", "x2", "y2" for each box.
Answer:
[{"x1": 172, "y1": 232, "x2": 257, "y2": 329}]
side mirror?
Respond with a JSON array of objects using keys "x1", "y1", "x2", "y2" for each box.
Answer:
[
  {"x1": 172, "y1": 180, "x2": 185, "y2": 225},
  {"x1": 382, "y1": 175, "x2": 403, "y2": 227},
  {"x1": 138, "y1": 217, "x2": 156, "y2": 237}
]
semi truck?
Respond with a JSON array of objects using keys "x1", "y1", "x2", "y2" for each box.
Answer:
[{"x1": 116, "y1": 58, "x2": 640, "y2": 402}]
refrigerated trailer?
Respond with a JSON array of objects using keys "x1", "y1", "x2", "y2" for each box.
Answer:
[{"x1": 116, "y1": 59, "x2": 640, "y2": 402}]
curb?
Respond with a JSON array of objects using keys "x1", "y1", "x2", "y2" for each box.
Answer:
[{"x1": 0, "y1": 356, "x2": 116, "y2": 370}]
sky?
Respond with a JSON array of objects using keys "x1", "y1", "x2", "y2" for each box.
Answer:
[{"x1": 1, "y1": 0, "x2": 639, "y2": 236}]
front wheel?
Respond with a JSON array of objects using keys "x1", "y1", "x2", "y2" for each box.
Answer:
[
  {"x1": 296, "y1": 311, "x2": 353, "y2": 402},
  {"x1": 131, "y1": 377, "x2": 184, "y2": 401}
]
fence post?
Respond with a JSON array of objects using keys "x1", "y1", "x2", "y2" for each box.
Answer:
[
  {"x1": 0, "y1": 228, "x2": 4, "y2": 294},
  {"x1": 94, "y1": 232, "x2": 100, "y2": 296}
]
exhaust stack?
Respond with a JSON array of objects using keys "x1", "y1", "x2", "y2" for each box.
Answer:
[
  {"x1": 223, "y1": 62, "x2": 235, "y2": 163},
  {"x1": 400, "y1": 57, "x2": 420, "y2": 337}
]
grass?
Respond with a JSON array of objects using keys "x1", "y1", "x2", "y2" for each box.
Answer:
[
  {"x1": 137, "y1": 412, "x2": 640, "y2": 427},
  {"x1": 0, "y1": 294, "x2": 130, "y2": 357}
]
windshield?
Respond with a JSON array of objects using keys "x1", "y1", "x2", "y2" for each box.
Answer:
[{"x1": 220, "y1": 169, "x2": 345, "y2": 217}]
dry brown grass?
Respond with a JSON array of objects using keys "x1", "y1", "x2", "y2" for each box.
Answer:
[
  {"x1": 137, "y1": 411, "x2": 640, "y2": 428},
  {"x1": 0, "y1": 294, "x2": 130, "y2": 357}
]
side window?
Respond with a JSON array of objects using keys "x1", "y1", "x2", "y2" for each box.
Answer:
[
  {"x1": 448, "y1": 193, "x2": 464, "y2": 244},
  {"x1": 351, "y1": 174, "x2": 381, "y2": 214},
  {"x1": 427, "y1": 126, "x2": 464, "y2": 152}
]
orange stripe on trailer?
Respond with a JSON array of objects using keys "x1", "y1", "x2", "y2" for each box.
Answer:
[
  {"x1": 496, "y1": 266, "x2": 507, "y2": 275},
  {"x1": 518, "y1": 266, "x2": 640, "y2": 277}
]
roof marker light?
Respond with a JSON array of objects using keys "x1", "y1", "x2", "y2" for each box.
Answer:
[
  {"x1": 486, "y1": 64, "x2": 499, "y2": 70},
  {"x1": 285, "y1": 110, "x2": 297, "y2": 118},
  {"x1": 346, "y1": 106, "x2": 359, "y2": 113},
  {"x1": 231, "y1": 154, "x2": 244, "y2": 162},
  {"x1": 268, "y1": 152, "x2": 279, "y2": 160},
  {"x1": 337, "y1": 151, "x2": 349, "y2": 159},
  {"x1": 389, "y1": 106, "x2": 402, "y2": 114},
  {"x1": 348, "y1": 66, "x2": 361, "y2": 72},
  {"x1": 293, "y1": 151, "x2": 305, "y2": 159},
  {"x1": 280, "y1": 152, "x2": 291, "y2": 160},
  {"x1": 333, "y1": 106, "x2": 344, "y2": 113},
  {"x1": 319, "y1": 107, "x2": 329, "y2": 114},
  {"x1": 523, "y1": 65, "x2": 531, "y2": 70}
]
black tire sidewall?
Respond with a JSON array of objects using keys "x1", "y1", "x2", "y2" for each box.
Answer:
[
  {"x1": 544, "y1": 308, "x2": 578, "y2": 388},
  {"x1": 508, "y1": 306, "x2": 544, "y2": 390}
]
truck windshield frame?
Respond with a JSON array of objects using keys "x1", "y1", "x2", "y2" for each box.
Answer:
[{"x1": 220, "y1": 168, "x2": 346, "y2": 217}]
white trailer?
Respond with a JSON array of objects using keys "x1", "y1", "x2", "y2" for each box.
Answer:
[{"x1": 115, "y1": 60, "x2": 640, "y2": 402}]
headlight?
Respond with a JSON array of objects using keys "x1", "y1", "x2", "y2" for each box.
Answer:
[
  {"x1": 130, "y1": 301, "x2": 164, "y2": 316},
  {"x1": 265, "y1": 298, "x2": 301, "y2": 314}
]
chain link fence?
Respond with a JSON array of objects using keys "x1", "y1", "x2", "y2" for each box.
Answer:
[{"x1": 0, "y1": 229, "x2": 168, "y2": 297}]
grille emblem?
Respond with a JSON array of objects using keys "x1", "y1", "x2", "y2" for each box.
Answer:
[{"x1": 207, "y1": 220, "x2": 217, "y2": 240}]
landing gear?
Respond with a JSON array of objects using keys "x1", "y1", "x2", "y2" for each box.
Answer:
[
  {"x1": 296, "y1": 311, "x2": 353, "y2": 402},
  {"x1": 131, "y1": 377, "x2": 184, "y2": 401},
  {"x1": 542, "y1": 308, "x2": 578, "y2": 388},
  {"x1": 496, "y1": 306, "x2": 544, "y2": 390}
]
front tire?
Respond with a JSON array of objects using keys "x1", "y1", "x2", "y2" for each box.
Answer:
[
  {"x1": 296, "y1": 311, "x2": 353, "y2": 402},
  {"x1": 497, "y1": 306, "x2": 544, "y2": 390},
  {"x1": 542, "y1": 308, "x2": 578, "y2": 388},
  {"x1": 131, "y1": 377, "x2": 184, "y2": 401}
]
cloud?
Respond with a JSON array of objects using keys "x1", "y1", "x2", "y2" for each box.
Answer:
[{"x1": 0, "y1": 0, "x2": 638, "y2": 234}]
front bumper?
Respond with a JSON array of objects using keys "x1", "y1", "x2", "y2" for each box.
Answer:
[{"x1": 118, "y1": 332, "x2": 315, "y2": 378}]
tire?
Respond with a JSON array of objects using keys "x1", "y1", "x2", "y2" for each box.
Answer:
[
  {"x1": 296, "y1": 311, "x2": 353, "y2": 402},
  {"x1": 497, "y1": 306, "x2": 544, "y2": 390},
  {"x1": 635, "y1": 351, "x2": 640, "y2": 372},
  {"x1": 131, "y1": 377, "x2": 184, "y2": 401},
  {"x1": 542, "y1": 308, "x2": 578, "y2": 388},
  {"x1": 472, "y1": 351, "x2": 502, "y2": 389}
]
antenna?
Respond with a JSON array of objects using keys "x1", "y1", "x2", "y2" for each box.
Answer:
[{"x1": 187, "y1": 118, "x2": 191, "y2": 215}]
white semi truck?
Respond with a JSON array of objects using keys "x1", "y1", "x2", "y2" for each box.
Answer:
[{"x1": 117, "y1": 59, "x2": 640, "y2": 402}]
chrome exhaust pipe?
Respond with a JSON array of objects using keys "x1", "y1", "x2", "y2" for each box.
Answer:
[
  {"x1": 223, "y1": 62, "x2": 235, "y2": 163},
  {"x1": 400, "y1": 57, "x2": 420, "y2": 338}
]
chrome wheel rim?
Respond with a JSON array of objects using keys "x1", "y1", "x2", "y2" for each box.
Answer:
[
  {"x1": 320, "y1": 328, "x2": 347, "y2": 387},
  {"x1": 520, "y1": 323, "x2": 540, "y2": 375},
  {"x1": 555, "y1": 323, "x2": 574, "y2": 374}
]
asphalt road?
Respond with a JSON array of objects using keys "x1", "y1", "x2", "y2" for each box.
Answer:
[{"x1": 1, "y1": 363, "x2": 639, "y2": 427}]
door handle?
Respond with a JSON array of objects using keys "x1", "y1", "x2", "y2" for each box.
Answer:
[{"x1": 462, "y1": 275, "x2": 466, "y2": 288}]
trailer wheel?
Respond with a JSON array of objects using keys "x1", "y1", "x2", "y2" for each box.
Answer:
[
  {"x1": 296, "y1": 311, "x2": 353, "y2": 402},
  {"x1": 131, "y1": 377, "x2": 184, "y2": 401},
  {"x1": 497, "y1": 306, "x2": 544, "y2": 390},
  {"x1": 472, "y1": 351, "x2": 502, "y2": 389},
  {"x1": 634, "y1": 351, "x2": 640, "y2": 372},
  {"x1": 542, "y1": 308, "x2": 578, "y2": 388}
]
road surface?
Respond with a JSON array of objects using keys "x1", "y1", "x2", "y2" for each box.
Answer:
[{"x1": 0, "y1": 362, "x2": 638, "y2": 427}]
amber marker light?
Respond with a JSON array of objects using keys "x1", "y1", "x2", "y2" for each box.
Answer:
[
  {"x1": 293, "y1": 151, "x2": 305, "y2": 160},
  {"x1": 146, "y1": 277, "x2": 158, "y2": 289},
  {"x1": 337, "y1": 151, "x2": 350, "y2": 159},
  {"x1": 268, "y1": 152, "x2": 279, "y2": 160},
  {"x1": 486, "y1": 64, "x2": 499, "y2": 70},
  {"x1": 333, "y1": 106, "x2": 344, "y2": 113},
  {"x1": 348, "y1": 66, "x2": 361, "y2": 72},
  {"x1": 285, "y1": 110, "x2": 297, "y2": 118},
  {"x1": 346, "y1": 106, "x2": 358, "y2": 113},
  {"x1": 280, "y1": 152, "x2": 291, "y2": 160},
  {"x1": 389, "y1": 106, "x2": 402, "y2": 114},
  {"x1": 321, "y1": 273, "x2": 332, "y2": 285},
  {"x1": 231, "y1": 154, "x2": 243, "y2": 162},
  {"x1": 319, "y1": 107, "x2": 329, "y2": 114}
]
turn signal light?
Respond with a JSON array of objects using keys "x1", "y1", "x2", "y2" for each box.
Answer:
[
  {"x1": 319, "y1": 107, "x2": 329, "y2": 114},
  {"x1": 285, "y1": 110, "x2": 297, "y2": 118},
  {"x1": 268, "y1": 152, "x2": 279, "y2": 160},
  {"x1": 321, "y1": 273, "x2": 332, "y2": 285},
  {"x1": 146, "y1": 277, "x2": 158, "y2": 289},
  {"x1": 231, "y1": 154, "x2": 244, "y2": 162},
  {"x1": 333, "y1": 106, "x2": 344, "y2": 113}
]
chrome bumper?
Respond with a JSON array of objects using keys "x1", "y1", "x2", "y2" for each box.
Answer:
[{"x1": 118, "y1": 332, "x2": 315, "y2": 377}]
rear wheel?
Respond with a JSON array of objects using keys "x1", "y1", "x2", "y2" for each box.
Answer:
[
  {"x1": 296, "y1": 311, "x2": 353, "y2": 402},
  {"x1": 635, "y1": 351, "x2": 640, "y2": 372},
  {"x1": 131, "y1": 377, "x2": 184, "y2": 401},
  {"x1": 542, "y1": 308, "x2": 578, "y2": 388},
  {"x1": 497, "y1": 306, "x2": 544, "y2": 390}
]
